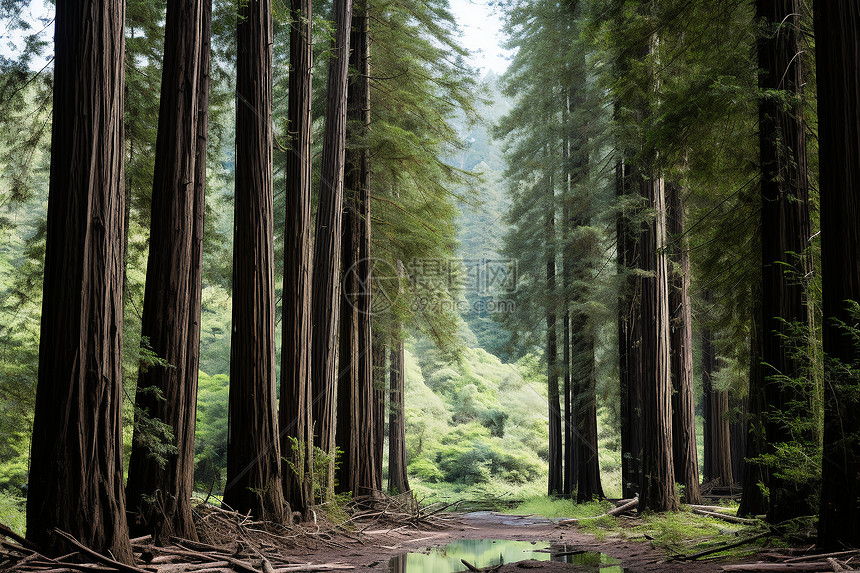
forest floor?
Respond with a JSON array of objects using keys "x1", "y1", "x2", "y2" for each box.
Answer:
[
  {"x1": 1, "y1": 501, "x2": 818, "y2": 573},
  {"x1": 299, "y1": 510, "x2": 765, "y2": 572}
]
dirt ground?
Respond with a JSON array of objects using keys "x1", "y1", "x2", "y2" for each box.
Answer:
[{"x1": 297, "y1": 512, "x2": 755, "y2": 572}]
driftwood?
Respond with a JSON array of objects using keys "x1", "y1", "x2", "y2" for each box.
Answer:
[{"x1": 559, "y1": 497, "x2": 639, "y2": 525}]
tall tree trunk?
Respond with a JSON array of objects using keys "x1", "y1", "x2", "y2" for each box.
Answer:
[
  {"x1": 279, "y1": 0, "x2": 314, "y2": 518},
  {"x1": 335, "y1": 0, "x2": 373, "y2": 496},
  {"x1": 561, "y1": 91, "x2": 574, "y2": 499},
  {"x1": 739, "y1": 296, "x2": 769, "y2": 516},
  {"x1": 666, "y1": 183, "x2": 701, "y2": 504},
  {"x1": 638, "y1": 177, "x2": 678, "y2": 512},
  {"x1": 573, "y1": 314, "x2": 604, "y2": 502},
  {"x1": 756, "y1": 0, "x2": 812, "y2": 523},
  {"x1": 335, "y1": 173, "x2": 358, "y2": 494},
  {"x1": 126, "y1": 0, "x2": 211, "y2": 542},
  {"x1": 388, "y1": 334, "x2": 409, "y2": 494},
  {"x1": 25, "y1": 0, "x2": 132, "y2": 561},
  {"x1": 815, "y1": 0, "x2": 860, "y2": 549},
  {"x1": 225, "y1": 0, "x2": 286, "y2": 522},
  {"x1": 372, "y1": 330, "x2": 387, "y2": 492},
  {"x1": 352, "y1": 1, "x2": 377, "y2": 496},
  {"x1": 616, "y1": 158, "x2": 642, "y2": 500},
  {"x1": 702, "y1": 318, "x2": 733, "y2": 486},
  {"x1": 546, "y1": 163, "x2": 562, "y2": 497},
  {"x1": 310, "y1": 0, "x2": 353, "y2": 494}
]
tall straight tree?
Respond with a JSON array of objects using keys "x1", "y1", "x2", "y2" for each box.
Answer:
[
  {"x1": 126, "y1": 0, "x2": 211, "y2": 541},
  {"x1": 702, "y1": 321, "x2": 733, "y2": 486},
  {"x1": 388, "y1": 332, "x2": 409, "y2": 494},
  {"x1": 815, "y1": 0, "x2": 860, "y2": 549},
  {"x1": 310, "y1": 0, "x2": 353, "y2": 486},
  {"x1": 25, "y1": 0, "x2": 132, "y2": 561},
  {"x1": 667, "y1": 183, "x2": 700, "y2": 504},
  {"x1": 280, "y1": 0, "x2": 314, "y2": 516},
  {"x1": 616, "y1": 158, "x2": 643, "y2": 501},
  {"x1": 637, "y1": 175, "x2": 678, "y2": 512},
  {"x1": 545, "y1": 151, "x2": 562, "y2": 497},
  {"x1": 225, "y1": 0, "x2": 286, "y2": 522},
  {"x1": 754, "y1": 0, "x2": 812, "y2": 523},
  {"x1": 335, "y1": 0, "x2": 376, "y2": 496}
]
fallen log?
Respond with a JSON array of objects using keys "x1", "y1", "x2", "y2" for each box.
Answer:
[
  {"x1": 559, "y1": 497, "x2": 638, "y2": 525},
  {"x1": 691, "y1": 508, "x2": 759, "y2": 525}
]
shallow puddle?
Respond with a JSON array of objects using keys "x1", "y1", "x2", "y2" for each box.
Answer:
[{"x1": 387, "y1": 539, "x2": 624, "y2": 573}]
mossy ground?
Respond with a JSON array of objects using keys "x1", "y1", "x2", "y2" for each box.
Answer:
[{"x1": 502, "y1": 496, "x2": 768, "y2": 558}]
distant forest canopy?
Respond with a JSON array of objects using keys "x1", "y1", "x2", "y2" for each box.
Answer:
[{"x1": 0, "y1": 0, "x2": 860, "y2": 559}]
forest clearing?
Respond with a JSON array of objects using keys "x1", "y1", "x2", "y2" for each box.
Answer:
[{"x1": 1, "y1": 0, "x2": 860, "y2": 571}]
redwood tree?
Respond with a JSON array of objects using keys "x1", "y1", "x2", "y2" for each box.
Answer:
[
  {"x1": 280, "y1": 0, "x2": 314, "y2": 516},
  {"x1": 224, "y1": 0, "x2": 286, "y2": 521},
  {"x1": 702, "y1": 321, "x2": 733, "y2": 486},
  {"x1": 637, "y1": 177, "x2": 678, "y2": 512},
  {"x1": 755, "y1": 0, "x2": 812, "y2": 523},
  {"x1": 388, "y1": 335, "x2": 410, "y2": 494},
  {"x1": 25, "y1": 0, "x2": 132, "y2": 561},
  {"x1": 335, "y1": 0, "x2": 377, "y2": 497},
  {"x1": 815, "y1": 0, "x2": 860, "y2": 549},
  {"x1": 666, "y1": 183, "x2": 700, "y2": 504},
  {"x1": 126, "y1": 0, "x2": 211, "y2": 541},
  {"x1": 310, "y1": 0, "x2": 353, "y2": 481}
]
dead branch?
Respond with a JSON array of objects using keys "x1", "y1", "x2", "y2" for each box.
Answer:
[
  {"x1": 51, "y1": 530, "x2": 150, "y2": 573},
  {"x1": 559, "y1": 497, "x2": 639, "y2": 525}
]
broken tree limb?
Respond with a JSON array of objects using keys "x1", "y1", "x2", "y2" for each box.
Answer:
[
  {"x1": 691, "y1": 508, "x2": 759, "y2": 525},
  {"x1": 559, "y1": 497, "x2": 639, "y2": 525},
  {"x1": 51, "y1": 530, "x2": 150, "y2": 573},
  {"x1": 671, "y1": 531, "x2": 772, "y2": 561},
  {"x1": 1, "y1": 522, "x2": 40, "y2": 552},
  {"x1": 720, "y1": 562, "x2": 839, "y2": 571},
  {"x1": 144, "y1": 546, "x2": 259, "y2": 573},
  {"x1": 784, "y1": 551, "x2": 860, "y2": 564}
]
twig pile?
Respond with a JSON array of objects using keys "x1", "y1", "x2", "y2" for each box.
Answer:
[
  {"x1": 2, "y1": 493, "x2": 458, "y2": 573},
  {"x1": 342, "y1": 490, "x2": 459, "y2": 532}
]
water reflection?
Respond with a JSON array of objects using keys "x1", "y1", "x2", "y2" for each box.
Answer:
[{"x1": 387, "y1": 539, "x2": 623, "y2": 573}]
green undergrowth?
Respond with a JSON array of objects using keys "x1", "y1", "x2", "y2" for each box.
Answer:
[
  {"x1": 501, "y1": 497, "x2": 767, "y2": 557},
  {"x1": 0, "y1": 489, "x2": 26, "y2": 535}
]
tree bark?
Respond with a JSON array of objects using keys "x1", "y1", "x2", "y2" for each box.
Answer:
[
  {"x1": 666, "y1": 183, "x2": 701, "y2": 504},
  {"x1": 702, "y1": 315, "x2": 733, "y2": 486},
  {"x1": 638, "y1": 177, "x2": 678, "y2": 512},
  {"x1": 126, "y1": 0, "x2": 211, "y2": 542},
  {"x1": 388, "y1": 335, "x2": 409, "y2": 494},
  {"x1": 545, "y1": 162, "x2": 562, "y2": 497},
  {"x1": 310, "y1": 0, "x2": 353, "y2": 495},
  {"x1": 756, "y1": 0, "x2": 813, "y2": 523},
  {"x1": 616, "y1": 158, "x2": 643, "y2": 501},
  {"x1": 815, "y1": 0, "x2": 860, "y2": 549},
  {"x1": 225, "y1": 0, "x2": 286, "y2": 522},
  {"x1": 279, "y1": 0, "x2": 314, "y2": 517},
  {"x1": 573, "y1": 313, "x2": 604, "y2": 502},
  {"x1": 25, "y1": 0, "x2": 132, "y2": 561},
  {"x1": 739, "y1": 296, "x2": 769, "y2": 516},
  {"x1": 372, "y1": 330, "x2": 387, "y2": 492}
]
